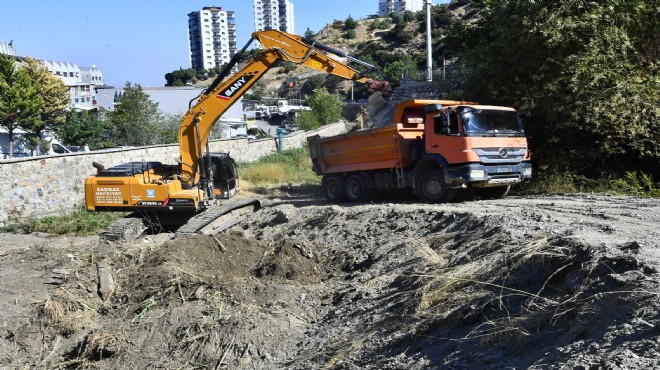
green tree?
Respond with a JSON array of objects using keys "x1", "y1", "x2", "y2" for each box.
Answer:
[
  {"x1": 382, "y1": 54, "x2": 417, "y2": 87},
  {"x1": 300, "y1": 74, "x2": 325, "y2": 98},
  {"x1": 296, "y1": 109, "x2": 320, "y2": 130},
  {"x1": 448, "y1": 0, "x2": 659, "y2": 176},
  {"x1": 155, "y1": 113, "x2": 182, "y2": 144},
  {"x1": 403, "y1": 10, "x2": 415, "y2": 22},
  {"x1": 389, "y1": 12, "x2": 404, "y2": 26},
  {"x1": 343, "y1": 29, "x2": 357, "y2": 39},
  {"x1": 344, "y1": 15, "x2": 358, "y2": 30},
  {"x1": 22, "y1": 58, "x2": 69, "y2": 154},
  {"x1": 165, "y1": 68, "x2": 197, "y2": 86},
  {"x1": 106, "y1": 83, "x2": 162, "y2": 146},
  {"x1": 0, "y1": 54, "x2": 42, "y2": 158},
  {"x1": 308, "y1": 90, "x2": 343, "y2": 125},
  {"x1": 55, "y1": 111, "x2": 106, "y2": 149},
  {"x1": 304, "y1": 27, "x2": 315, "y2": 39}
]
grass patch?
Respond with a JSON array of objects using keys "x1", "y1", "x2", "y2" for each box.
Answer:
[
  {"x1": 1, "y1": 207, "x2": 124, "y2": 236},
  {"x1": 237, "y1": 147, "x2": 320, "y2": 186},
  {"x1": 517, "y1": 170, "x2": 660, "y2": 197}
]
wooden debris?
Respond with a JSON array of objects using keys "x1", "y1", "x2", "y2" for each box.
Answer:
[{"x1": 97, "y1": 259, "x2": 115, "y2": 302}]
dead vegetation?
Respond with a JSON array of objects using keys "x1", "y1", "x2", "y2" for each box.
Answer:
[{"x1": 0, "y1": 193, "x2": 659, "y2": 369}]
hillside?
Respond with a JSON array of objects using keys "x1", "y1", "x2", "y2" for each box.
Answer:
[{"x1": 194, "y1": 1, "x2": 480, "y2": 100}]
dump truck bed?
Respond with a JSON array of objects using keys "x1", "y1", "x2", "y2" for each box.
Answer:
[{"x1": 308, "y1": 123, "x2": 424, "y2": 175}]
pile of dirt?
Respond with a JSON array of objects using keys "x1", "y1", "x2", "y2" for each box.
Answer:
[{"x1": 0, "y1": 192, "x2": 658, "y2": 369}]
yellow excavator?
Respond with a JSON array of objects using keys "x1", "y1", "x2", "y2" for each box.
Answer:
[{"x1": 84, "y1": 30, "x2": 391, "y2": 240}]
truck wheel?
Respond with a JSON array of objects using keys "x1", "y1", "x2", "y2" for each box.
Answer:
[
  {"x1": 323, "y1": 175, "x2": 345, "y2": 203},
  {"x1": 475, "y1": 185, "x2": 510, "y2": 199},
  {"x1": 345, "y1": 174, "x2": 369, "y2": 202},
  {"x1": 418, "y1": 170, "x2": 457, "y2": 203}
]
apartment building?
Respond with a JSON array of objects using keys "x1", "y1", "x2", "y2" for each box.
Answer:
[
  {"x1": 80, "y1": 65, "x2": 106, "y2": 87},
  {"x1": 42, "y1": 60, "x2": 100, "y2": 111},
  {"x1": 378, "y1": 0, "x2": 425, "y2": 16},
  {"x1": 188, "y1": 6, "x2": 237, "y2": 72},
  {"x1": 0, "y1": 39, "x2": 16, "y2": 56},
  {"x1": 253, "y1": 0, "x2": 295, "y2": 34}
]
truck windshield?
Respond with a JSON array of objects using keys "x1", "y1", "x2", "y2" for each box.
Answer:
[{"x1": 459, "y1": 107, "x2": 525, "y2": 137}]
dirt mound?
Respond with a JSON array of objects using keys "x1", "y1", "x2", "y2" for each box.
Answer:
[{"x1": 0, "y1": 193, "x2": 658, "y2": 369}]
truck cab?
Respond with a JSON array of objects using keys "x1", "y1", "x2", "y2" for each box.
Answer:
[{"x1": 422, "y1": 103, "x2": 532, "y2": 190}]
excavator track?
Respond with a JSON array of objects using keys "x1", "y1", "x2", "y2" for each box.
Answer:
[
  {"x1": 175, "y1": 198, "x2": 261, "y2": 237},
  {"x1": 101, "y1": 215, "x2": 147, "y2": 242}
]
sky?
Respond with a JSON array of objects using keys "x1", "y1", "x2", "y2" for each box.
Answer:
[{"x1": 0, "y1": 0, "x2": 448, "y2": 87}]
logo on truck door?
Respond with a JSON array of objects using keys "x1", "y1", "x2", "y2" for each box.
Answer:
[{"x1": 216, "y1": 72, "x2": 257, "y2": 100}]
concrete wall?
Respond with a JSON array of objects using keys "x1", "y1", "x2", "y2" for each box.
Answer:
[{"x1": 0, "y1": 122, "x2": 348, "y2": 226}]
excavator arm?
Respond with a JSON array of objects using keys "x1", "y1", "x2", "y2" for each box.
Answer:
[
  {"x1": 179, "y1": 30, "x2": 391, "y2": 190},
  {"x1": 85, "y1": 30, "x2": 390, "y2": 240}
]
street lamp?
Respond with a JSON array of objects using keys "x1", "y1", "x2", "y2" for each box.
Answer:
[{"x1": 426, "y1": 0, "x2": 433, "y2": 82}]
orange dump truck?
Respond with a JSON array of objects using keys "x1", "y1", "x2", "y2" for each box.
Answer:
[{"x1": 308, "y1": 99, "x2": 532, "y2": 202}]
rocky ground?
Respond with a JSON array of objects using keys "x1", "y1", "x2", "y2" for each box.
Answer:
[{"x1": 0, "y1": 188, "x2": 658, "y2": 369}]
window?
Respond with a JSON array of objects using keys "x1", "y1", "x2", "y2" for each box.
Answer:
[
  {"x1": 449, "y1": 112, "x2": 459, "y2": 134},
  {"x1": 433, "y1": 115, "x2": 443, "y2": 135},
  {"x1": 433, "y1": 111, "x2": 460, "y2": 135},
  {"x1": 52, "y1": 143, "x2": 67, "y2": 154}
]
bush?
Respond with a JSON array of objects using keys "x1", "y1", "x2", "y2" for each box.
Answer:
[
  {"x1": 1, "y1": 208, "x2": 123, "y2": 236},
  {"x1": 344, "y1": 16, "x2": 358, "y2": 30},
  {"x1": 296, "y1": 110, "x2": 321, "y2": 130},
  {"x1": 519, "y1": 170, "x2": 660, "y2": 197},
  {"x1": 343, "y1": 29, "x2": 357, "y2": 39}
]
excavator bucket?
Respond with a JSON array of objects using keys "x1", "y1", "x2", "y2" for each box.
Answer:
[{"x1": 366, "y1": 83, "x2": 396, "y2": 128}]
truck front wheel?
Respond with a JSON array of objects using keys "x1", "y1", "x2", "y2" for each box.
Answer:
[
  {"x1": 418, "y1": 170, "x2": 457, "y2": 203},
  {"x1": 323, "y1": 175, "x2": 345, "y2": 203}
]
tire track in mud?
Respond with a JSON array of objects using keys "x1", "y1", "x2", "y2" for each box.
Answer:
[{"x1": 237, "y1": 194, "x2": 660, "y2": 369}]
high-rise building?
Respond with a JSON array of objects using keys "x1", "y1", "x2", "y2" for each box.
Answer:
[
  {"x1": 378, "y1": 0, "x2": 424, "y2": 16},
  {"x1": 253, "y1": 0, "x2": 295, "y2": 34},
  {"x1": 188, "y1": 7, "x2": 237, "y2": 72}
]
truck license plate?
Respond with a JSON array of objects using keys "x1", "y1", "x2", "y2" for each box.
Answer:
[{"x1": 498, "y1": 166, "x2": 513, "y2": 173}]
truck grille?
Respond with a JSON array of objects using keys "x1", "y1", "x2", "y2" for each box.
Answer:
[{"x1": 473, "y1": 147, "x2": 526, "y2": 164}]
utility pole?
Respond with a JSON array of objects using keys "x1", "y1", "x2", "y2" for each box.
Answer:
[{"x1": 426, "y1": 0, "x2": 433, "y2": 81}]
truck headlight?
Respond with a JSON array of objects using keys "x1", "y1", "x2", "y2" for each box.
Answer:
[
  {"x1": 469, "y1": 169, "x2": 485, "y2": 179},
  {"x1": 523, "y1": 167, "x2": 532, "y2": 177}
]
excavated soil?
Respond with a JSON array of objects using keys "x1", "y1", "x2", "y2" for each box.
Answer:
[{"x1": 0, "y1": 189, "x2": 659, "y2": 369}]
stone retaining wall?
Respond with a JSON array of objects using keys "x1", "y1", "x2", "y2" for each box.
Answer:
[
  {"x1": 0, "y1": 122, "x2": 348, "y2": 225},
  {"x1": 391, "y1": 81, "x2": 441, "y2": 103}
]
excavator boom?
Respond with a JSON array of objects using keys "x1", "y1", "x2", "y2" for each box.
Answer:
[
  {"x1": 85, "y1": 30, "x2": 390, "y2": 240},
  {"x1": 179, "y1": 30, "x2": 390, "y2": 188}
]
